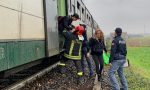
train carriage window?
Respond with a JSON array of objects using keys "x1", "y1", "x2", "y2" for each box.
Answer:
[
  {"x1": 72, "y1": 5, "x2": 75, "y2": 14},
  {"x1": 82, "y1": 8, "x2": 84, "y2": 14},
  {"x1": 70, "y1": 0, "x2": 72, "y2": 11},
  {"x1": 77, "y1": 1, "x2": 81, "y2": 20},
  {"x1": 81, "y1": 8, "x2": 85, "y2": 22},
  {"x1": 87, "y1": 14, "x2": 89, "y2": 25},
  {"x1": 89, "y1": 17, "x2": 91, "y2": 25},
  {"x1": 77, "y1": 1, "x2": 80, "y2": 10}
]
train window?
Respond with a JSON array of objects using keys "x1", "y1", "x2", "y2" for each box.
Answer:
[
  {"x1": 70, "y1": 0, "x2": 72, "y2": 11},
  {"x1": 89, "y1": 17, "x2": 91, "y2": 26},
  {"x1": 82, "y1": 8, "x2": 84, "y2": 14},
  {"x1": 77, "y1": 1, "x2": 80, "y2": 10},
  {"x1": 87, "y1": 14, "x2": 88, "y2": 19},
  {"x1": 72, "y1": 5, "x2": 75, "y2": 14}
]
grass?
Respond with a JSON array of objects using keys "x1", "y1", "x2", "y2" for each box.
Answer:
[
  {"x1": 125, "y1": 67, "x2": 150, "y2": 90},
  {"x1": 126, "y1": 47, "x2": 150, "y2": 90},
  {"x1": 127, "y1": 36, "x2": 150, "y2": 47},
  {"x1": 127, "y1": 47, "x2": 150, "y2": 79}
]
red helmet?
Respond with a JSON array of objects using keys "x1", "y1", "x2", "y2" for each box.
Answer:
[{"x1": 75, "y1": 26, "x2": 85, "y2": 35}]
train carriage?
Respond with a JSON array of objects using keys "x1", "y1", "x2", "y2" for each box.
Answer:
[
  {"x1": 0, "y1": 0, "x2": 99, "y2": 76},
  {"x1": 0, "y1": 0, "x2": 46, "y2": 73}
]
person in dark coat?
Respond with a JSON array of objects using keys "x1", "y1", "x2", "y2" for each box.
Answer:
[
  {"x1": 108, "y1": 27, "x2": 128, "y2": 90},
  {"x1": 87, "y1": 29, "x2": 107, "y2": 81}
]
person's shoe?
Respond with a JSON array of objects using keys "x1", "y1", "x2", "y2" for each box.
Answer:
[
  {"x1": 89, "y1": 72, "x2": 94, "y2": 77},
  {"x1": 98, "y1": 74, "x2": 102, "y2": 81}
]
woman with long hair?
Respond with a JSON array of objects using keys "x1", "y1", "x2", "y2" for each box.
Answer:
[{"x1": 87, "y1": 29, "x2": 107, "y2": 81}]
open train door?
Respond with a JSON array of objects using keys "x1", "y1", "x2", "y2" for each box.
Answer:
[{"x1": 44, "y1": 0, "x2": 59, "y2": 57}]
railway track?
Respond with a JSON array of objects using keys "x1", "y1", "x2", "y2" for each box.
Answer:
[
  {"x1": 20, "y1": 60, "x2": 112, "y2": 90},
  {"x1": 0, "y1": 61, "x2": 60, "y2": 90},
  {"x1": 0, "y1": 57, "x2": 113, "y2": 90}
]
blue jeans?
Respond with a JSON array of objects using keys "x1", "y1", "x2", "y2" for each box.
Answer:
[{"x1": 108, "y1": 60, "x2": 128, "y2": 90}]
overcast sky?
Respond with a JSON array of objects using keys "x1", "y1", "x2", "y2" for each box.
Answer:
[{"x1": 83, "y1": 0, "x2": 150, "y2": 35}]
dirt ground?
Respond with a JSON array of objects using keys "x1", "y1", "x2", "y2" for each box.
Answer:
[{"x1": 21, "y1": 60, "x2": 112, "y2": 90}]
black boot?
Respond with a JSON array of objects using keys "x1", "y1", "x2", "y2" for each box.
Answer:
[{"x1": 98, "y1": 74, "x2": 101, "y2": 81}]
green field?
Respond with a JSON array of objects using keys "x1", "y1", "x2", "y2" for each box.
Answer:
[
  {"x1": 127, "y1": 47, "x2": 150, "y2": 79},
  {"x1": 125, "y1": 47, "x2": 150, "y2": 89}
]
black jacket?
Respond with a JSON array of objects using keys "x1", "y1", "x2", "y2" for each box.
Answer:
[
  {"x1": 89, "y1": 37, "x2": 107, "y2": 55},
  {"x1": 82, "y1": 29, "x2": 88, "y2": 47},
  {"x1": 58, "y1": 16, "x2": 73, "y2": 33},
  {"x1": 109, "y1": 36, "x2": 127, "y2": 63}
]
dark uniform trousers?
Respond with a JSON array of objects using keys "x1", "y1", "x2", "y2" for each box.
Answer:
[{"x1": 59, "y1": 30, "x2": 83, "y2": 76}]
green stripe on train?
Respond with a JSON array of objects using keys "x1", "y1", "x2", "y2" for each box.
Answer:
[
  {"x1": 57, "y1": 0, "x2": 66, "y2": 16},
  {"x1": 0, "y1": 40, "x2": 45, "y2": 72}
]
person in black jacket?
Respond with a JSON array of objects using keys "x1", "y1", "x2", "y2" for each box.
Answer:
[
  {"x1": 108, "y1": 28, "x2": 128, "y2": 90},
  {"x1": 80, "y1": 24, "x2": 94, "y2": 77},
  {"x1": 87, "y1": 29, "x2": 107, "y2": 81},
  {"x1": 58, "y1": 13, "x2": 81, "y2": 49},
  {"x1": 58, "y1": 13, "x2": 84, "y2": 84}
]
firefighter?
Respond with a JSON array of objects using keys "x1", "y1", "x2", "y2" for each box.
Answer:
[{"x1": 58, "y1": 13, "x2": 84, "y2": 84}]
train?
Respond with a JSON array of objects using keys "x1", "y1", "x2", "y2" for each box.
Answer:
[{"x1": 0, "y1": 0, "x2": 99, "y2": 76}]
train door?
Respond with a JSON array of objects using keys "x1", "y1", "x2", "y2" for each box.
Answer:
[
  {"x1": 44, "y1": 0, "x2": 59, "y2": 57},
  {"x1": 57, "y1": 0, "x2": 67, "y2": 52}
]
